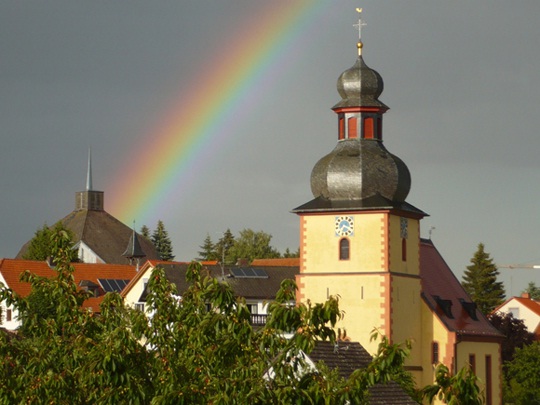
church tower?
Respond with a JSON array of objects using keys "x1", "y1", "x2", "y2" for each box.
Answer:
[{"x1": 292, "y1": 9, "x2": 426, "y2": 366}]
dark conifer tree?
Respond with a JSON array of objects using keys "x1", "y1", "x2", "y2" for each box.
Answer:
[
  {"x1": 461, "y1": 243, "x2": 505, "y2": 315},
  {"x1": 140, "y1": 225, "x2": 151, "y2": 240},
  {"x1": 197, "y1": 234, "x2": 215, "y2": 261},
  {"x1": 215, "y1": 229, "x2": 235, "y2": 265},
  {"x1": 151, "y1": 220, "x2": 175, "y2": 261},
  {"x1": 522, "y1": 281, "x2": 540, "y2": 300}
]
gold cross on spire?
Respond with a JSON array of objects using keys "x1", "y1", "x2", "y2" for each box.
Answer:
[{"x1": 353, "y1": 8, "x2": 366, "y2": 41}]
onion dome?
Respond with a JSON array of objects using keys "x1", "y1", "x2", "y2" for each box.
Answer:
[
  {"x1": 293, "y1": 10, "x2": 424, "y2": 216},
  {"x1": 310, "y1": 34, "x2": 412, "y2": 204},
  {"x1": 333, "y1": 43, "x2": 387, "y2": 110},
  {"x1": 310, "y1": 140, "x2": 411, "y2": 203}
]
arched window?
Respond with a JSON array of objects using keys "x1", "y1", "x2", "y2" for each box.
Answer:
[{"x1": 339, "y1": 238, "x2": 350, "y2": 260}]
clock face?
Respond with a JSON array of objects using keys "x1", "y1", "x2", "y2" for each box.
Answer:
[{"x1": 335, "y1": 215, "x2": 354, "y2": 237}]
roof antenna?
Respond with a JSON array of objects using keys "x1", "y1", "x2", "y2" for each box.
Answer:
[
  {"x1": 429, "y1": 226, "x2": 436, "y2": 240},
  {"x1": 86, "y1": 148, "x2": 93, "y2": 191}
]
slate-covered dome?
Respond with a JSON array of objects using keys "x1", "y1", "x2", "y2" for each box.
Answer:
[
  {"x1": 333, "y1": 49, "x2": 387, "y2": 109},
  {"x1": 310, "y1": 139, "x2": 411, "y2": 202}
]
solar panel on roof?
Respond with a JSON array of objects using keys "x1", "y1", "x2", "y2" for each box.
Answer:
[
  {"x1": 98, "y1": 279, "x2": 131, "y2": 293},
  {"x1": 229, "y1": 268, "x2": 268, "y2": 278},
  {"x1": 253, "y1": 269, "x2": 268, "y2": 278}
]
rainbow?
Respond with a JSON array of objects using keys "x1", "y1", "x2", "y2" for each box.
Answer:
[{"x1": 108, "y1": 1, "x2": 331, "y2": 224}]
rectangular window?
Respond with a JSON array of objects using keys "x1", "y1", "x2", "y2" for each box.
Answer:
[
  {"x1": 339, "y1": 117, "x2": 345, "y2": 140},
  {"x1": 508, "y1": 307, "x2": 519, "y2": 318},
  {"x1": 485, "y1": 355, "x2": 492, "y2": 405},
  {"x1": 469, "y1": 354, "x2": 476, "y2": 373},
  {"x1": 248, "y1": 304, "x2": 258, "y2": 315},
  {"x1": 432, "y1": 342, "x2": 439, "y2": 364},
  {"x1": 364, "y1": 117, "x2": 374, "y2": 139},
  {"x1": 348, "y1": 117, "x2": 357, "y2": 139},
  {"x1": 401, "y1": 238, "x2": 407, "y2": 261},
  {"x1": 6, "y1": 308, "x2": 12, "y2": 322},
  {"x1": 134, "y1": 303, "x2": 145, "y2": 312}
]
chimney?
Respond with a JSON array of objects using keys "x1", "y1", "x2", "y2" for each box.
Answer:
[{"x1": 522, "y1": 292, "x2": 531, "y2": 299}]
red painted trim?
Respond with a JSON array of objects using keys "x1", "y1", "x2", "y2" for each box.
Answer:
[{"x1": 333, "y1": 106, "x2": 388, "y2": 114}]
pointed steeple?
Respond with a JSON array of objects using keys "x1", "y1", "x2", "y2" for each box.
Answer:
[
  {"x1": 86, "y1": 148, "x2": 93, "y2": 191},
  {"x1": 76, "y1": 150, "x2": 104, "y2": 211},
  {"x1": 122, "y1": 222, "x2": 146, "y2": 271}
]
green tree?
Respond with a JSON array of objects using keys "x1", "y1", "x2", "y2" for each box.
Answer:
[
  {"x1": 504, "y1": 341, "x2": 540, "y2": 405},
  {"x1": 283, "y1": 247, "x2": 300, "y2": 258},
  {"x1": 422, "y1": 364, "x2": 484, "y2": 405},
  {"x1": 228, "y1": 228, "x2": 281, "y2": 264},
  {"x1": 461, "y1": 243, "x2": 505, "y2": 315},
  {"x1": 0, "y1": 229, "x2": 484, "y2": 403},
  {"x1": 522, "y1": 281, "x2": 540, "y2": 300},
  {"x1": 214, "y1": 228, "x2": 235, "y2": 265},
  {"x1": 197, "y1": 233, "x2": 216, "y2": 261},
  {"x1": 489, "y1": 312, "x2": 535, "y2": 365},
  {"x1": 140, "y1": 224, "x2": 151, "y2": 239},
  {"x1": 22, "y1": 222, "x2": 78, "y2": 263},
  {"x1": 151, "y1": 220, "x2": 175, "y2": 261}
]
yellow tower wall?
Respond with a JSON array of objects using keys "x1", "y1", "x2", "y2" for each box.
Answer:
[
  {"x1": 297, "y1": 211, "x2": 423, "y2": 360},
  {"x1": 297, "y1": 272, "x2": 387, "y2": 353}
]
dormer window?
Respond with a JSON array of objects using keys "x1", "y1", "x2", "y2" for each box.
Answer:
[
  {"x1": 433, "y1": 295, "x2": 454, "y2": 319},
  {"x1": 459, "y1": 299, "x2": 479, "y2": 321}
]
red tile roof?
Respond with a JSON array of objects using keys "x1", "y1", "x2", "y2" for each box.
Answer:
[
  {"x1": 0, "y1": 258, "x2": 136, "y2": 310},
  {"x1": 420, "y1": 240, "x2": 502, "y2": 340},
  {"x1": 495, "y1": 296, "x2": 540, "y2": 317}
]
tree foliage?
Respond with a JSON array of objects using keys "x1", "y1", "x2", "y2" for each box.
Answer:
[
  {"x1": 199, "y1": 229, "x2": 299, "y2": 265},
  {"x1": 522, "y1": 281, "x2": 540, "y2": 300},
  {"x1": 197, "y1": 233, "x2": 216, "y2": 261},
  {"x1": 140, "y1": 224, "x2": 151, "y2": 240},
  {"x1": 215, "y1": 228, "x2": 235, "y2": 265},
  {"x1": 151, "y1": 220, "x2": 175, "y2": 261},
  {"x1": 0, "y1": 229, "x2": 483, "y2": 404},
  {"x1": 461, "y1": 243, "x2": 505, "y2": 315},
  {"x1": 228, "y1": 229, "x2": 281, "y2": 264},
  {"x1": 504, "y1": 342, "x2": 540, "y2": 405},
  {"x1": 422, "y1": 364, "x2": 483, "y2": 405},
  {"x1": 22, "y1": 222, "x2": 78, "y2": 263},
  {"x1": 489, "y1": 312, "x2": 535, "y2": 365}
]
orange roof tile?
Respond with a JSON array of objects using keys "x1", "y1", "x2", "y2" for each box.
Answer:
[
  {"x1": 0, "y1": 259, "x2": 136, "y2": 311},
  {"x1": 251, "y1": 258, "x2": 300, "y2": 267},
  {"x1": 512, "y1": 297, "x2": 540, "y2": 315}
]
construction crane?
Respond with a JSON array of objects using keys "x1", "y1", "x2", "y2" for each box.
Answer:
[{"x1": 498, "y1": 264, "x2": 540, "y2": 269}]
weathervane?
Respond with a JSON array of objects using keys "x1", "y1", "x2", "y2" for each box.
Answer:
[{"x1": 353, "y1": 8, "x2": 367, "y2": 41}]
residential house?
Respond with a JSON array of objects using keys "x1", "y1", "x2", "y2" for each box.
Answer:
[
  {"x1": 494, "y1": 293, "x2": 540, "y2": 339},
  {"x1": 121, "y1": 260, "x2": 298, "y2": 325},
  {"x1": 0, "y1": 258, "x2": 136, "y2": 330}
]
